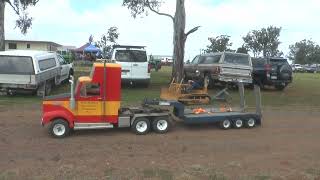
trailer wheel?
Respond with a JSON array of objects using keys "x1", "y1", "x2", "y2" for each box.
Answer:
[
  {"x1": 220, "y1": 119, "x2": 231, "y2": 130},
  {"x1": 233, "y1": 119, "x2": 243, "y2": 129},
  {"x1": 245, "y1": 118, "x2": 256, "y2": 128},
  {"x1": 49, "y1": 119, "x2": 70, "y2": 138},
  {"x1": 152, "y1": 117, "x2": 170, "y2": 134},
  {"x1": 132, "y1": 117, "x2": 150, "y2": 135}
]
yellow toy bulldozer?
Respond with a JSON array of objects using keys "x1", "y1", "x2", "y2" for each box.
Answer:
[{"x1": 160, "y1": 78, "x2": 211, "y2": 105}]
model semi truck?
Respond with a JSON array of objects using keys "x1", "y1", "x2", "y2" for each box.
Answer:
[{"x1": 41, "y1": 62, "x2": 262, "y2": 138}]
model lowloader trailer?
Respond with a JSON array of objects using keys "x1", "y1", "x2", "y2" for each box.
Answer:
[{"x1": 41, "y1": 62, "x2": 262, "y2": 138}]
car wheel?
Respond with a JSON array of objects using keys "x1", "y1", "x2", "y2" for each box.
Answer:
[
  {"x1": 204, "y1": 74, "x2": 214, "y2": 88},
  {"x1": 275, "y1": 84, "x2": 286, "y2": 91},
  {"x1": 45, "y1": 81, "x2": 52, "y2": 96},
  {"x1": 152, "y1": 117, "x2": 171, "y2": 134},
  {"x1": 49, "y1": 119, "x2": 70, "y2": 138},
  {"x1": 68, "y1": 69, "x2": 74, "y2": 80},
  {"x1": 220, "y1": 119, "x2": 231, "y2": 130},
  {"x1": 132, "y1": 117, "x2": 151, "y2": 135}
]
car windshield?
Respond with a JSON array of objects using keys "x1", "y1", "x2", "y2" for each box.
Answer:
[
  {"x1": 115, "y1": 50, "x2": 147, "y2": 62},
  {"x1": 251, "y1": 58, "x2": 265, "y2": 67},
  {"x1": 200, "y1": 55, "x2": 221, "y2": 64},
  {"x1": 270, "y1": 58, "x2": 288, "y2": 66},
  {"x1": 224, "y1": 53, "x2": 250, "y2": 65},
  {"x1": 0, "y1": 55, "x2": 34, "y2": 75}
]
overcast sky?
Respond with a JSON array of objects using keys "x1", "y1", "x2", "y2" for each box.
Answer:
[{"x1": 5, "y1": 0, "x2": 320, "y2": 60}]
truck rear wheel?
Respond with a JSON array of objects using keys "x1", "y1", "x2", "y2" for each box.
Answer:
[
  {"x1": 45, "y1": 81, "x2": 52, "y2": 96},
  {"x1": 220, "y1": 119, "x2": 231, "y2": 130},
  {"x1": 245, "y1": 118, "x2": 256, "y2": 128},
  {"x1": 49, "y1": 119, "x2": 70, "y2": 138},
  {"x1": 132, "y1": 117, "x2": 150, "y2": 135},
  {"x1": 152, "y1": 117, "x2": 170, "y2": 134}
]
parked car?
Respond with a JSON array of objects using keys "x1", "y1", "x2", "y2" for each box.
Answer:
[
  {"x1": 304, "y1": 64, "x2": 319, "y2": 73},
  {"x1": 184, "y1": 52, "x2": 252, "y2": 87},
  {"x1": 252, "y1": 57, "x2": 292, "y2": 90},
  {"x1": 292, "y1": 64, "x2": 304, "y2": 72},
  {"x1": 111, "y1": 45, "x2": 150, "y2": 87},
  {"x1": 0, "y1": 50, "x2": 73, "y2": 96}
]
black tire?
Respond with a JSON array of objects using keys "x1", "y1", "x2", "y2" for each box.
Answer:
[
  {"x1": 152, "y1": 116, "x2": 171, "y2": 134},
  {"x1": 49, "y1": 119, "x2": 70, "y2": 138},
  {"x1": 279, "y1": 64, "x2": 292, "y2": 81},
  {"x1": 131, "y1": 117, "x2": 151, "y2": 135},
  {"x1": 204, "y1": 73, "x2": 214, "y2": 88},
  {"x1": 220, "y1": 119, "x2": 232, "y2": 130},
  {"x1": 68, "y1": 69, "x2": 74, "y2": 80},
  {"x1": 45, "y1": 81, "x2": 52, "y2": 96},
  {"x1": 245, "y1": 117, "x2": 256, "y2": 128},
  {"x1": 275, "y1": 84, "x2": 286, "y2": 91},
  {"x1": 232, "y1": 119, "x2": 243, "y2": 129}
]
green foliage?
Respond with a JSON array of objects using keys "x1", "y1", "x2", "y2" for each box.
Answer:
[
  {"x1": 243, "y1": 26, "x2": 282, "y2": 57},
  {"x1": 122, "y1": 0, "x2": 161, "y2": 18},
  {"x1": 236, "y1": 45, "x2": 248, "y2": 54},
  {"x1": 88, "y1": 34, "x2": 93, "y2": 44},
  {"x1": 288, "y1": 39, "x2": 320, "y2": 64},
  {"x1": 205, "y1": 35, "x2": 233, "y2": 53},
  {"x1": 96, "y1": 26, "x2": 119, "y2": 57},
  {"x1": 5, "y1": 0, "x2": 39, "y2": 34}
]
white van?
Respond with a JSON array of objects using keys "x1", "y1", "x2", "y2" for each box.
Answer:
[
  {"x1": 111, "y1": 45, "x2": 150, "y2": 87},
  {"x1": 0, "y1": 50, "x2": 73, "y2": 96}
]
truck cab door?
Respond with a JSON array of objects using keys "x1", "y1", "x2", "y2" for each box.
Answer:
[
  {"x1": 75, "y1": 82, "x2": 103, "y2": 123},
  {"x1": 57, "y1": 55, "x2": 69, "y2": 81},
  {"x1": 185, "y1": 55, "x2": 200, "y2": 79}
]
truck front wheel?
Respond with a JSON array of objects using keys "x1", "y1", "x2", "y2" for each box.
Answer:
[
  {"x1": 49, "y1": 119, "x2": 70, "y2": 138},
  {"x1": 132, "y1": 117, "x2": 150, "y2": 135},
  {"x1": 152, "y1": 117, "x2": 170, "y2": 134}
]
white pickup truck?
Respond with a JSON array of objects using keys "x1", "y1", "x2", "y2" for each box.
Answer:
[{"x1": 0, "y1": 50, "x2": 73, "y2": 96}]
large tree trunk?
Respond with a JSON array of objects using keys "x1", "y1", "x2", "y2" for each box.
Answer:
[
  {"x1": 172, "y1": 0, "x2": 186, "y2": 82},
  {"x1": 0, "y1": 1, "x2": 5, "y2": 51}
]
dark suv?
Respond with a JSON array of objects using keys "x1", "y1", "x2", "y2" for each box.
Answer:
[{"x1": 252, "y1": 57, "x2": 292, "y2": 90}]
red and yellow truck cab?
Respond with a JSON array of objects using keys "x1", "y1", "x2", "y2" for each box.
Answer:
[
  {"x1": 42, "y1": 63, "x2": 122, "y2": 135},
  {"x1": 41, "y1": 62, "x2": 171, "y2": 138}
]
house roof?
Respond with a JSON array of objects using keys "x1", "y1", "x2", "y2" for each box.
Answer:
[
  {"x1": 5, "y1": 39, "x2": 62, "y2": 47},
  {"x1": 73, "y1": 43, "x2": 90, "y2": 52}
]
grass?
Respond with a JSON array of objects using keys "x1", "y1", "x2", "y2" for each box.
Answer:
[{"x1": 1, "y1": 65, "x2": 320, "y2": 110}]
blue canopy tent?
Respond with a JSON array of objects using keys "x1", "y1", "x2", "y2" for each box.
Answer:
[{"x1": 84, "y1": 44, "x2": 101, "y2": 53}]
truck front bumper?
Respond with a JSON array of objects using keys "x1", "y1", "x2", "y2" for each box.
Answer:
[{"x1": 218, "y1": 75, "x2": 252, "y2": 84}]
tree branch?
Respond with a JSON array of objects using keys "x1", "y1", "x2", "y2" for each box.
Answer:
[
  {"x1": 5, "y1": 0, "x2": 19, "y2": 14},
  {"x1": 146, "y1": 0, "x2": 174, "y2": 21},
  {"x1": 185, "y1": 26, "x2": 201, "y2": 37}
]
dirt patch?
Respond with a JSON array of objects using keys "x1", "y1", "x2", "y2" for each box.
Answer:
[{"x1": 0, "y1": 105, "x2": 320, "y2": 179}]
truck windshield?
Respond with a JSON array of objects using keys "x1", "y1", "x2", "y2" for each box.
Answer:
[
  {"x1": 0, "y1": 56, "x2": 34, "y2": 75},
  {"x1": 115, "y1": 50, "x2": 147, "y2": 62},
  {"x1": 224, "y1": 54, "x2": 250, "y2": 66}
]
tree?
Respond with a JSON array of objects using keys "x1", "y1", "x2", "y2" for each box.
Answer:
[
  {"x1": 88, "y1": 34, "x2": 93, "y2": 44},
  {"x1": 96, "y1": 26, "x2": 119, "y2": 57},
  {"x1": 123, "y1": 0, "x2": 200, "y2": 82},
  {"x1": 0, "y1": 0, "x2": 39, "y2": 51},
  {"x1": 236, "y1": 45, "x2": 248, "y2": 54},
  {"x1": 243, "y1": 26, "x2": 282, "y2": 57},
  {"x1": 205, "y1": 35, "x2": 232, "y2": 53},
  {"x1": 288, "y1": 39, "x2": 320, "y2": 64}
]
